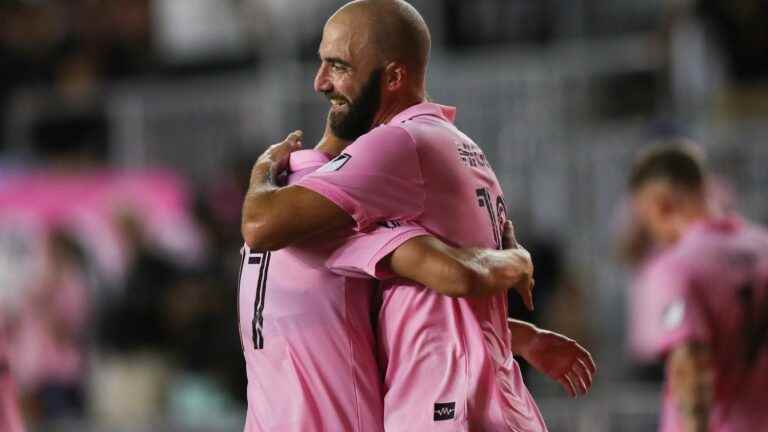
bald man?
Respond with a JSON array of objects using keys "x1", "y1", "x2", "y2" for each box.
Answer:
[{"x1": 242, "y1": 1, "x2": 593, "y2": 430}]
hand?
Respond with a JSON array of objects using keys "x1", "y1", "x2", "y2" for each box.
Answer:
[
  {"x1": 254, "y1": 130, "x2": 304, "y2": 181},
  {"x1": 502, "y1": 221, "x2": 535, "y2": 311},
  {"x1": 522, "y1": 330, "x2": 596, "y2": 398}
]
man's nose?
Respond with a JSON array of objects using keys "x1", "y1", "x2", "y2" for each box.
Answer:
[{"x1": 314, "y1": 64, "x2": 333, "y2": 94}]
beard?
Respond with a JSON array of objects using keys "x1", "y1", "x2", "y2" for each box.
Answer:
[{"x1": 327, "y1": 68, "x2": 383, "y2": 141}]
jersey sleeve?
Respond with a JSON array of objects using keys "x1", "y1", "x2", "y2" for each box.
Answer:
[
  {"x1": 650, "y1": 260, "x2": 710, "y2": 356},
  {"x1": 296, "y1": 125, "x2": 426, "y2": 232},
  {"x1": 325, "y1": 223, "x2": 429, "y2": 280}
]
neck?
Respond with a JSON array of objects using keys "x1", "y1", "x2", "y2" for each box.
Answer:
[
  {"x1": 675, "y1": 201, "x2": 713, "y2": 238},
  {"x1": 314, "y1": 135, "x2": 350, "y2": 157},
  {"x1": 372, "y1": 91, "x2": 426, "y2": 126}
]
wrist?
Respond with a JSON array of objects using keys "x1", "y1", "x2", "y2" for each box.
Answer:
[
  {"x1": 251, "y1": 159, "x2": 279, "y2": 188},
  {"x1": 509, "y1": 319, "x2": 540, "y2": 357}
]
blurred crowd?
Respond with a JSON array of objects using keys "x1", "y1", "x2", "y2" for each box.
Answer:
[{"x1": 0, "y1": 164, "x2": 254, "y2": 428}]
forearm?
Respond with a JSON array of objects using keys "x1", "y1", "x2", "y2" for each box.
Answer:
[
  {"x1": 389, "y1": 239, "x2": 489, "y2": 297},
  {"x1": 669, "y1": 344, "x2": 713, "y2": 432},
  {"x1": 676, "y1": 374, "x2": 711, "y2": 432},
  {"x1": 389, "y1": 236, "x2": 532, "y2": 298},
  {"x1": 507, "y1": 319, "x2": 539, "y2": 357}
]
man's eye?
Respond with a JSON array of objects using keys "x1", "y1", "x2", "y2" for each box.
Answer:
[{"x1": 331, "y1": 63, "x2": 345, "y2": 72}]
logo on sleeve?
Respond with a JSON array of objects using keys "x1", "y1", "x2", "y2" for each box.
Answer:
[
  {"x1": 433, "y1": 402, "x2": 456, "y2": 421},
  {"x1": 318, "y1": 153, "x2": 351, "y2": 173},
  {"x1": 662, "y1": 299, "x2": 686, "y2": 330}
]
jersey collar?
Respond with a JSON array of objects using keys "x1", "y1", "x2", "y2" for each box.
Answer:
[
  {"x1": 388, "y1": 102, "x2": 457, "y2": 125},
  {"x1": 689, "y1": 214, "x2": 745, "y2": 237}
]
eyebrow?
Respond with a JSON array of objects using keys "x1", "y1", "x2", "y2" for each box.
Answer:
[{"x1": 320, "y1": 56, "x2": 352, "y2": 68}]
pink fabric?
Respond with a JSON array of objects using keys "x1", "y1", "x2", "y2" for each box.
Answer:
[
  {"x1": 299, "y1": 103, "x2": 547, "y2": 431},
  {"x1": 239, "y1": 150, "x2": 428, "y2": 432},
  {"x1": 0, "y1": 332, "x2": 24, "y2": 432},
  {"x1": 643, "y1": 217, "x2": 768, "y2": 432},
  {"x1": 10, "y1": 251, "x2": 89, "y2": 391}
]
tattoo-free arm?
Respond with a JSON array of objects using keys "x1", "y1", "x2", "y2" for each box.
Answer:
[
  {"x1": 241, "y1": 131, "x2": 354, "y2": 251},
  {"x1": 385, "y1": 235, "x2": 534, "y2": 304},
  {"x1": 668, "y1": 343, "x2": 714, "y2": 432}
]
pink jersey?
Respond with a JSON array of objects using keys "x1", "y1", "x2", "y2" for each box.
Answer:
[
  {"x1": 643, "y1": 217, "x2": 768, "y2": 431},
  {"x1": 299, "y1": 103, "x2": 547, "y2": 431},
  {"x1": 238, "y1": 150, "x2": 427, "y2": 432}
]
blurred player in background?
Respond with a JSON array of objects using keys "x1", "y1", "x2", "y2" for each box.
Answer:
[
  {"x1": 241, "y1": 1, "x2": 595, "y2": 430},
  {"x1": 629, "y1": 141, "x2": 768, "y2": 431}
]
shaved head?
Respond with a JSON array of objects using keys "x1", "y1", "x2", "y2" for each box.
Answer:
[
  {"x1": 315, "y1": 0, "x2": 431, "y2": 139},
  {"x1": 330, "y1": 0, "x2": 431, "y2": 83}
]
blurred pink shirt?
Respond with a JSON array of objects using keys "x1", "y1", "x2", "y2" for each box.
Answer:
[
  {"x1": 12, "y1": 259, "x2": 89, "y2": 391},
  {"x1": 644, "y1": 217, "x2": 768, "y2": 431},
  {"x1": 299, "y1": 103, "x2": 547, "y2": 431},
  {"x1": 239, "y1": 150, "x2": 427, "y2": 432},
  {"x1": 0, "y1": 321, "x2": 25, "y2": 432}
]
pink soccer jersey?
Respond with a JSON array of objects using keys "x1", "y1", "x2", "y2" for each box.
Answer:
[
  {"x1": 238, "y1": 150, "x2": 427, "y2": 432},
  {"x1": 643, "y1": 217, "x2": 768, "y2": 431},
  {"x1": 299, "y1": 103, "x2": 547, "y2": 431}
]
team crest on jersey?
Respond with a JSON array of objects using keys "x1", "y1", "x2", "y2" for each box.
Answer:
[
  {"x1": 662, "y1": 299, "x2": 686, "y2": 330},
  {"x1": 318, "y1": 153, "x2": 351, "y2": 172}
]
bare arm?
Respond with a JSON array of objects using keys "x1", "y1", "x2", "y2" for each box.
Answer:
[
  {"x1": 668, "y1": 342, "x2": 713, "y2": 432},
  {"x1": 241, "y1": 131, "x2": 354, "y2": 251},
  {"x1": 386, "y1": 235, "x2": 534, "y2": 307}
]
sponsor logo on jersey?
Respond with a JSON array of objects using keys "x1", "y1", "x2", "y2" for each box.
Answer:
[
  {"x1": 318, "y1": 153, "x2": 352, "y2": 172},
  {"x1": 434, "y1": 402, "x2": 456, "y2": 421},
  {"x1": 378, "y1": 220, "x2": 402, "y2": 229}
]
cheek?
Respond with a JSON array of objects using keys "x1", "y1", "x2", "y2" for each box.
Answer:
[{"x1": 334, "y1": 74, "x2": 359, "y2": 100}]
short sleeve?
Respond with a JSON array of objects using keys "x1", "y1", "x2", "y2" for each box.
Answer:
[
  {"x1": 297, "y1": 125, "x2": 426, "y2": 232},
  {"x1": 326, "y1": 223, "x2": 429, "y2": 280},
  {"x1": 650, "y1": 262, "x2": 710, "y2": 356}
]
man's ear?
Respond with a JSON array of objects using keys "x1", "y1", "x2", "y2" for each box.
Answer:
[{"x1": 384, "y1": 62, "x2": 407, "y2": 92}]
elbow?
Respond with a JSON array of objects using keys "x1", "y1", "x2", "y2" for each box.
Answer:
[{"x1": 241, "y1": 220, "x2": 286, "y2": 252}]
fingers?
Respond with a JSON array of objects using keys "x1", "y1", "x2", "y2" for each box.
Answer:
[
  {"x1": 516, "y1": 277, "x2": 534, "y2": 311},
  {"x1": 581, "y1": 347, "x2": 598, "y2": 375},
  {"x1": 558, "y1": 374, "x2": 577, "y2": 398},
  {"x1": 571, "y1": 371, "x2": 589, "y2": 396},
  {"x1": 284, "y1": 130, "x2": 304, "y2": 149},
  {"x1": 502, "y1": 220, "x2": 518, "y2": 249},
  {"x1": 562, "y1": 351, "x2": 595, "y2": 397},
  {"x1": 267, "y1": 130, "x2": 303, "y2": 175},
  {"x1": 574, "y1": 358, "x2": 593, "y2": 391},
  {"x1": 561, "y1": 370, "x2": 588, "y2": 398}
]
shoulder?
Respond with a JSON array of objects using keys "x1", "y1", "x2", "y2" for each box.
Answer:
[
  {"x1": 348, "y1": 125, "x2": 416, "y2": 151},
  {"x1": 644, "y1": 248, "x2": 693, "y2": 288}
]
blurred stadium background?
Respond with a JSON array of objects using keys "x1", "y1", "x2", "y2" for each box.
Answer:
[{"x1": 1, "y1": 0, "x2": 767, "y2": 431}]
